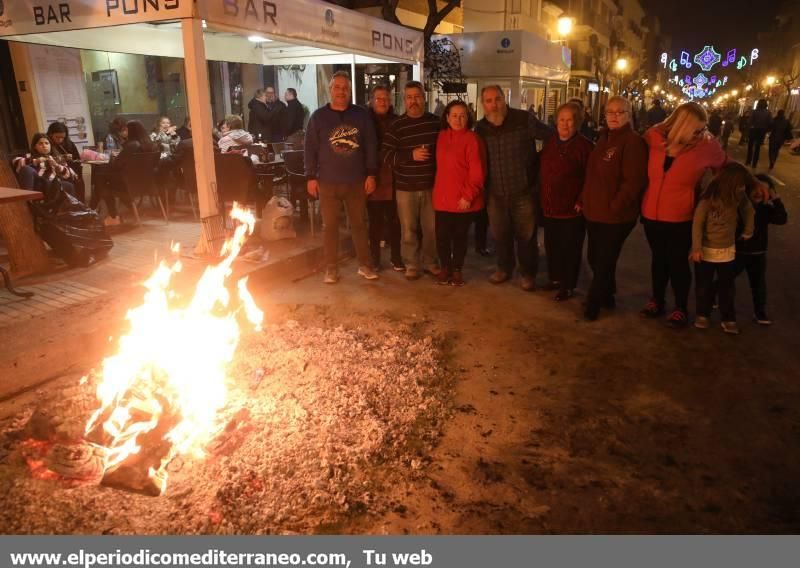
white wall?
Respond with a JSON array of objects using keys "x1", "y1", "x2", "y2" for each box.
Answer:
[{"x1": 276, "y1": 64, "x2": 319, "y2": 114}]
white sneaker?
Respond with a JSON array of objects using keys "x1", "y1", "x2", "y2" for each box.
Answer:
[
  {"x1": 323, "y1": 267, "x2": 339, "y2": 284},
  {"x1": 358, "y1": 266, "x2": 379, "y2": 280},
  {"x1": 721, "y1": 321, "x2": 740, "y2": 335}
]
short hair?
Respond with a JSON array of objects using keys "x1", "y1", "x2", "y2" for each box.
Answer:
[
  {"x1": 756, "y1": 99, "x2": 768, "y2": 110},
  {"x1": 568, "y1": 97, "x2": 585, "y2": 111},
  {"x1": 109, "y1": 117, "x2": 127, "y2": 135},
  {"x1": 480, "y1": 85, "x2": 505, "y2": 100},
  {"x1": 441, "y1": 100, "x2": 474, "y2": 130},
  {"x1": 404, "y1": 80, "x2": 424, "y2": 94},
  {"x1": 329, "y1": 71, "x2": 351, "y2": 87},
  {"x1": 254, "y1": 88, "x2": 265, "y2": 98},
  {"x1": 653, "y1": 99, "x2": 662, "y2": 107},
  {"x1": 225, "y1": 114, "x2": 243, "y2": 130},
  {"x1": 286, "y1": 88, "x2": 297, "y2": 97},
  {"x1": 265, "y1": 85, "x2": 276, "y2": 93},
  {"x1": 370, "y1": 84, "x2": 391, "y2": 98},
  {"x1": 606, "y1": 95, "x2": 632, "y2": 114},
  {"x1": 556, "y1": 102, "x2": 583, "y2": 128}
]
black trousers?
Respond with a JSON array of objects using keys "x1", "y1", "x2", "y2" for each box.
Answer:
[
  {"x1": 436, "y1": 211, "x2": 474, "y2": 271},
  {"x1": 643, "y1": 218, "x2": 693, "y2": 312},
  {"x1": 768, "y1": 141, "x2": 783, "y2": 167},
  {"x1": 735, "y1": 253, "x2": 767, "y2": 312},
  {"x1": 474, "y1": 207, "x2": 489, "y2": 251},
  {"x1": 367, "y1": 200, "x2": 402, "y2": 266},
  {"x1": 544, "y1": 216, "x2": 585, "y2": 291},
  {"x1": 746, "y1": 128, "x2": 767, "y2": 167},
  {"x1": 586, "y1": 220, "x2": 636, "y2": 307},
  {"x1": 696, "y1": 260, "x2": 736, "y2": 321}
]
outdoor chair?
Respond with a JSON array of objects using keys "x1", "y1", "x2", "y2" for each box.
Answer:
[
  {"x1": 117, "y1": 151, "x2": 167, "y2": 225},
  {"x1": 176, "y1": 150, "x2": 199, "y2": 220},
  {"x1": 214, "y1": 152, "x2": 261, "y2": 219},
  {"x1": 282, "y1": 150, "x2": 317, "y2": 236}
]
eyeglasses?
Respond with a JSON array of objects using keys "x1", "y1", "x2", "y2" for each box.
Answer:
[{"x1": 605, "y1": 110, "x2": 628, "y2": 116}]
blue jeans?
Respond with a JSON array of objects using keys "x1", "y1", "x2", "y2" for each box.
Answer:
[
  {"x1": 487, "y1": 192, "x2": 538, "y2": 277},
  {"x1": 396, "y1": 189, "x2": 437, "y2": 271},
  {"x1": 17, "y1": 165, "x2": 75, "y2": 197}
]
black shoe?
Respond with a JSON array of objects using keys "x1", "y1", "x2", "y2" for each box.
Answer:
[
  {"x1": 391, "y1": 259, "x2": 406, "y2": 272},
  {"x1": 584, "y1": 304, "x2": 600, "y2": 321},
  {"x1": 543, "y1": 281, "x2": 561, "y2": 291},
  {"x1": 554, "y1": 289, "x2": 574, "y2": 302},
  {"x1": 475, "y1": 248, "x2": 491, "y2": 257},
  {"x1": 603, "y1": 295, "x2": 616, "y2": 310}
]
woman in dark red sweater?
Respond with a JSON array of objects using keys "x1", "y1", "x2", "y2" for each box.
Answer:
[
  {"x1": 539, "y1": 102, "x2": 594, "y2": 301},
  {"x1": 432, "y1": 100, "x2": 486, "y2": 286}
]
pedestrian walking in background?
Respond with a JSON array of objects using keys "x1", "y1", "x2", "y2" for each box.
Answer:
[
  {"x1": 476, "y1": 85, "x2": 552, "y2": 291},
  {"x1": 382, "y1": 81, "x2": 441, "y2": 280},
  {"x1": 738, "y1": 110, "x2": 751, "y2": 146},
  {"x1": 745, "y1": 99, "x2": 772, "y2": 169},
  {"x1": 647, "y1": 99, "x2": 667, "y2": 127},
  {"x1": 691, "y1": 162, "x2": 755, "y2": 335},
  {"x1": 305, "y1": 71, "x2": 379, "y2": 284},
  {"x1": 539, "y1": 102, "x2": 593, "y2": 302},
  {"x1": 708, "y1": 109, "x2": 723, "y2": 138},
  {"x1": 367, "y1": 85, "x2": 403, "y2": 272},
  {"x1": 640, "y1": 102, "x2": 726, "y2": 328},
  {"x1": 432, "y1": 100, "x2": 486, "y2": 286},
  {"x1": 768, "y1": 109, "x2": 793, "y2": 170},
  {"x1": 721, "y1": 115, "x2": 735, "y2": 150},
  {"x1": 581, "y1": 96, "x2": 648, "y2": 321}
]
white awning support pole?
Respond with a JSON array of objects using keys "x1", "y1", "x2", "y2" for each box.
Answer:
[
  {"x1": 350, "y1": 54, "x2": 357, "y2": 103},
  {"x1": 181, "y1": 17, "x2": 223, "y2": 254}
]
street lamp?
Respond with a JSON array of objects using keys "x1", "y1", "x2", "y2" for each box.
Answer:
[
  {"x1": 766, "y1": 76, "x2": 776, "y2": 86},
  {"x1": 745, "y1": 84, "x2": 753, "y2": 91},
  {"x1": 653, "y1": 85, "x2": 661, "y2": 93},
  {"x1": 615, "y1": 58, "x2": 628, "y2": 72},
  {"x1": 732, "y1": 89, "x2": 739, "y2": 97},
  {"x1": 557, "y1": 16, "x2": 573, "y2": 38}
]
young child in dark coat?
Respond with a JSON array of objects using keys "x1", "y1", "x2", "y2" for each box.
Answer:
[{"x1": 735, "y1": 174, "x2": 788, "y2": 325}]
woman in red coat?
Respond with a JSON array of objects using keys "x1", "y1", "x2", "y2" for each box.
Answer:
[
  {"x1": 539, "y1": 102, "x2": 594, "y2": 301},
  {"x1": 640, "y1": 102, "x2": 726, "y2": 328},
  {"x1": 433, "y1": 100, "x2": 486, "y2": 286}
]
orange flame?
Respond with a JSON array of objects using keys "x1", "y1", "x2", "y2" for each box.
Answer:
[{"x1": 84, "y1": 203, "x2": 263, "y2": 493}]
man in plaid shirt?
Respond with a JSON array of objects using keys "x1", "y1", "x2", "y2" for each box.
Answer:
[{"x1": 476, "y1": 85, "x2": 552, "y2": 291}]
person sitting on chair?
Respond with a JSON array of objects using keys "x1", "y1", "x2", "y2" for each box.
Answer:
[{"x1": 218, "y1": 115, "x2": 254, "y2": 154}]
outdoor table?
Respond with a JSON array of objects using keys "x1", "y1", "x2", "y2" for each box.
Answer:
[
  {"x1": 253, "y1": 158, "x2": 286, "y2": 206},
  {"x1": 0, "y1": 187, "x2": 47, "y2": 297}
]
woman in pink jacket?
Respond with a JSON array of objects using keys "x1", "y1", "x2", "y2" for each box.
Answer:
[
  {"x1": 639, "y1": 102, "x2": 726, "y2": 328},
  {"x1": 433, "y1": 100, "x2": 486, "y2": 286}
]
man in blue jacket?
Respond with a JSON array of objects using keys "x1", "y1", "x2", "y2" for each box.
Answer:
[{"x1": 305, "y1": 71, "x2": 379, "y2": 284}]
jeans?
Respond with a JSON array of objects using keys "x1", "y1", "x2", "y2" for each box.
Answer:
[
  {"x1": 543, "y1": 216, "x2": 585, "y2": 292},
  {"x1": 319, "y1": 182, "x2": 371, "y2": 270},
  {"x1": 746, "y1": 128, "x2": 767, "y2": 167},
  {"x1": 487, "y1": 192, "x2": 538, "y2": 277},
  {"x1": 474, "y1": 207, "x2": 489, "y2": 251},
  {"x1": 735, "y1": 253, "x2": 767, "y2": 313},
  {"x1": 643, "y1": 218, "x2": 693, "y2": 312},
  {"x1": 585, "y1": 220, "x2": 636, "y2": 307},
  {"x1": 17, "y1": 165, "x2": 76, "y2": 199},
  {"x1": 696, "y1": 260, "x2": 736, "y2": 321},
  {"x1": 435, "y1": 211, "x2": 474, "y2": 271},
  {"x1": 366, "y1": 200, "x2": 402, "y2": 267},
  {"x1": 396, "y1": 189, "x2": 437, "y2": 271}
]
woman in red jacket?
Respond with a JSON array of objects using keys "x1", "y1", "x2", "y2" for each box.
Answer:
[
  {"x1": 581, "y1": 96, "x2": 649, "y2": 321},
  {"x1": 640, "y1": 102, "x2": 726, "y2": 328},
  {"x1": 539, "y1": 102, "x2": 594, "y2": 301},
  {"x1": 433, "y1": 100, "x2": 486, "y2": 286}
]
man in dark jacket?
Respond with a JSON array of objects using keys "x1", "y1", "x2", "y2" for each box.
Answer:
[
  {"x1": 768, "y1": 109, "x2": 793, "y2": 169},
  {"x1": 646, "y1": 99, "x2": 667, "y2": 127},
  {"x1": 283, "y1": 88, "x2": 305, "y2": 138},
  {"x1": 475, "y1": 85, "x2": 551, "y2": 290},
  {"x1": 247, "y1": 89, "x2": 270, "y2": 142},
  {"x1": 305, "y1": 71, "x2": 378, "y2": 284}
]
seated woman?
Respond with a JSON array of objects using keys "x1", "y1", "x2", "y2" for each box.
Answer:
[
  {"x1": 150, "y1": 116, "x2": 181, "y2": 160},
  {"x1": 218, "y1": 115, "x2": 253, "y2": 154},
  {"x1": 94, "y1": 120, "x2": 159, "y2": 226},
  {"x1": 47, "y1": 121, "x2": 86, "y2": 201},
  {"x1": 13, "y1": 133, "x2": 78, "y2": 198},
  {"x1": 105, "y1": 117, "x2": 128, "y2": 151}
]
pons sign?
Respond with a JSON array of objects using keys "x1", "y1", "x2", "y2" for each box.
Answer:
[{"x1": 0, "y1": 0, "x2": 192, "y2": 36}]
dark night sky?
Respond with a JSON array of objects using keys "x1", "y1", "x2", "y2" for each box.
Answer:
[{"x1": 640, "y1": 0, "x2": 781, "y2": 54}]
